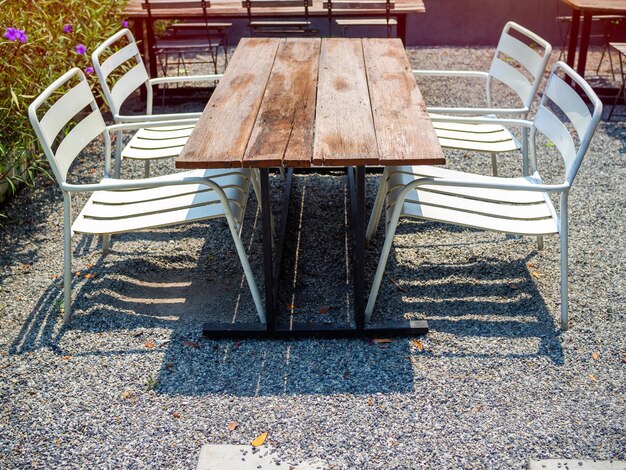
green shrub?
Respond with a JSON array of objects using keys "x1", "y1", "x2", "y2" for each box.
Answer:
[{"x1": 0, "y1": 0, "x2": 128, "y2": 204}]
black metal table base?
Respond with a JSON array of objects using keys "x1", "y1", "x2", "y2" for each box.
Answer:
[{"x1": 202, "y1": 166, "x2": 429, "y2": 339}]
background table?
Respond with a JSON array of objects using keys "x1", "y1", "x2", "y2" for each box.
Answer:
[
  {"x1": 177, "y1": 37, "x2": 445, "y2": 338},
  {"x1": 124, "y1": 0, "x2": 425, "y2": 78},
  {"x1": 562, "y1": 0, "x2": 626, "y2": 97}
]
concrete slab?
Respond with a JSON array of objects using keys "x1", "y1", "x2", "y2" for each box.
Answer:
[
  {"x1": 196, "y1": 445, "x2": 328, "y2": 470},
  {"x1": 528, "y1": 459, "x2": 626, "y2": 470}
]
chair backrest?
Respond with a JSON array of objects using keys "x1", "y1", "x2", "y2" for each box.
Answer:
[
  {"x1": 487, "y1": 21, "x2": 552, "y2": 112},
  {"x1": 92, "y1": 29, "x2": 151, "y2": 120},
  {"x1": 324, "y1": 0, "x2": 395, "y2": 36},
  {"x1": 28, "y1": 68, "x2": 111, "y2": 185},
  {"x1": 530, "y1": 61, "x2": 602, "y2": 186},
  {"x1": 242, "y1": 0, "x2": 313, "y2": 34},
  {"x1": 142, "y1": 0, "x2": 213, "y2": 37}
]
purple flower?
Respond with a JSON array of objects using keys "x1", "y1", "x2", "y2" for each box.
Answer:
[
  {"x1": 84, "y1": 66, "x2": 94, "y2": 74},
  {"x1": 63, "y1": 24, "x2": 73, "y2": 34},
  {"x1": 121, "y1": 20, "x2": 129, "y2": 28},
  {"x1": 3, "y1": 27, "x2": 27, "y2": 43},
  {"x1": 75, "y1": 43, "x2": 86, "y2": 55}
]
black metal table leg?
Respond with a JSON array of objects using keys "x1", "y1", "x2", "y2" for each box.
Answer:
[
  {"x1": 354, "y1": 166, "x2": 366, "y2": 330},
  {"x1": 260, "y1": 168, "x2": 275, "y2": 332}
]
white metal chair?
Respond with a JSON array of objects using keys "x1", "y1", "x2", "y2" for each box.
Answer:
[
  {"x1": 28, "y1": 68, "x2": 265, "y2": 325},
  {"x1": 413, "y1": 22, "x2": 552, "y2": 176},
  {"x1": 365, "y1": 62, "x2": 602, "y2": 330},
  {"x1": 92, "y1": 28, "x2": 222, "y2": 177}
]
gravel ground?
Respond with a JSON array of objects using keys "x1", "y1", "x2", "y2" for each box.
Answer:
[{"x1": 0, "y1": 46, "x2": 624, "y2": 469}]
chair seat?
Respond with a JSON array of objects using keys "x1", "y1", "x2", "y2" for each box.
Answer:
[
  {"x1": 336, "y1": 18, "x2": 398, "y2": 26},
  {"x1": 73, "y1": 169, "x2": 252, "y2": 235},
  {"x1": 155, "y1": 38, "x2": 222, "y2": 51},
  {"x1": 430, "y1": 114, "x2": 522, "y2": 153},
  {"x1": 121, "y1": 124, "x2": 196, "y2": 161},
  {"x1": 250, "y1": 20, "x2": 312, "y2": 26},
  {"x1": 385, "y1": 165, "x2": 559, "y2": 236}
]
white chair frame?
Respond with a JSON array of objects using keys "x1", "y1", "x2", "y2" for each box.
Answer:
[
  {"x1": 92, "y1": 28, "x2": 223, "y2": 177},
  {"x1": 413, "y1": 22, "x2": 552, "y2": 176},
  {"x1": 28, "y1": 68, "x2": 265, "y2": 325},
  {"x1": 366, "y1": 62, "x2": 602, "y2": 330}
]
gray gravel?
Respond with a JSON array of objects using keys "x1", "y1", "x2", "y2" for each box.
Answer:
[{"x1": 0, "y1": 46, "x2": 624, "y2": 469}]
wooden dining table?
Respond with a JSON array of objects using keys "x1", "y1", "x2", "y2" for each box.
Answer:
[
  {"x1": 561, "y1": 0, "x2": 626, "y2": 95},
  {"x1": 176, "y1": 37, "x2": 445, "y2": 338}
]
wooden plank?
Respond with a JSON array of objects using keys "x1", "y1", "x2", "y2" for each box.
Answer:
[
  {"x1": 244, "y1": 38, "x2": 320, "y2": 168},
  {"x1": 323, "y1": 1, "x2": 394, "y2": 9},
  {"x1": 176, "y1": 38, "x2": 280, "y2": 169},
  {"x1": 561, "y1": 0, "x2": 626, "y2": 13},
  {"x1": 313, "y1": 38, "x2": 379, "y2": 166},
  {"x1": 243, "y1": 0, "x2": 312, "y2": 7},
  {"x1": 362, "y1": 38, "x2": 445, "y2": 166}
]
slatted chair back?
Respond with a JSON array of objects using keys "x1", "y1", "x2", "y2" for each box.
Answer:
[
  {"x1": 487, "y1": 21, "x2": 552, "y2": 112},
  {"x1": 242, "y1": 0, "x2": 314, "y2": 36},
  {"x1": 28, "y1": 68, "x2": 111, "y2": 185},
  {"x1": 324, "y1": 0, "x2": 395, "y2": 37},
  {"x1": 530, "y1": 61, "x2": 602, "y2": 186},
  {"x1": 142, "y1": 0, "x2": 218, "y2": 47},
  {"x1": 92, "y1": 29, "x2": 151, "y2": 119}
]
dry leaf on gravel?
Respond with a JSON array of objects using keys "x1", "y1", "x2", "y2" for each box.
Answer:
[
  {"x1": 412, "y1": 338, "x2": 424, "y2": 351},
  {"x1": 251, "y1": 432, "x2": 268, "y2": 447},
  {"x1": 120, "y1": 390, "x2": 133, "y2": 400},
  {"x1": 389, "y1": 278, "x2": 407, "y2": 293},
  {"x1": 367, "y1": 399, "x2": 374, "y2": 406},
  {"x1": 373, "y1": 338, "x2": 393, "y2": 344},
  {"x1": 592, "y1": 352, "x2": 599, "y2": 360},
  {"x1": 589, "y1": 374, "x2": 598, "y2": 382},
  {"x1": 183, "y1": 341, "x2": 200, "y2": 349},
  {"x1": 172, "y1": 412, "x2": 181, "y2": 419},
  {"x1": 228, "y1": 421, "x2": 238, "y2": 431},
  {"x1": 531, "y1": 270, "x2": 541, "y2": 279},
  {"x1": 319, "y1": 306, "x2": 331, "y2": 314},
  {"x1": 144, "y1": 341, "x2": 155, "y2": 349}
]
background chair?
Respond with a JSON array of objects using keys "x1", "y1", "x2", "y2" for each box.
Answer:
[
  {"x1": 365, "y1": 61, "x2": 602, "y2": 330},
  {"x1": 413, "y1": 22, "x2": 552, "y2": 176},
  {"x1": 607, "y1": 42, "x2": 626, "y2": 120},
  {"x1": 243, "y1": 0, "x2": 317, "y2": 36},
  {"x1": 28, "y1": 68, "x2": 265, "y2": 325},
  {"x1": 324, "y1": 0, "x2": 396, "y2": 38},
  {"x1": 92, "y1": 28, "x2": 222, "y2": 177},
  {"x1": 143, "y1": 0, "x2": 231, "y2": 76}
]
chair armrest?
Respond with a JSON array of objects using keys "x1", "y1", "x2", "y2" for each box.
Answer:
[
  {"x1": 148, "y1": 74, "x2": 223, "y2": 86},
  {"x1": 397, "y1": 175, "x2": 569, "y2": 196},
  {"x1": 429, "y1": 115, "x2": 534, "y2": 129},
  {"x1": 61, "y1": 175, "x2": 225, "y2": 193},
  {"x1": 412, "y1": 70, "x2": 490, "y2": 79},
  {"x1": 107, "y1": 118, "x2": 198, "y2": 133},
  {"x1": 427, "y1": 106, "x2": 530, "y2": 116}
]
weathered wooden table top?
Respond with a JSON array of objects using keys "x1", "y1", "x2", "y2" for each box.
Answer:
[
  {"x1": 176, "y1": 37, "x2": 445, "y2": 169},
  {"x1": 561, "y1": 0, "x2": 626, "y2": 13}
]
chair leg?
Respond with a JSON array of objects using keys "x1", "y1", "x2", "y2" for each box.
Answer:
[
  {"x1": 522, "y1": 126, "x2": 529, "y2": 176},
  {"x1": 365, "y1": 168, "x2": 388, "y2": 245},
  {"x1": 250, "y1": 170, "x2": 276, "y2": 244},
  {"x1": 560, "y1": 195, "x2": 569, "y2": 330},
  {"x1": 63, "y1": 193, "x2": 73, "y2": 324},
  {"x1": 224, "y1": 210, "x2": 266, "y2": 324},
  {"x1": 144, "y1": 160, "x2": 151, "y2": 178},
  {"x1": 102, "y1": 234, "x2": 111, "y2": 256},
  {"x1": 364, "y1": 201, "x2": 403, "y2": 322},
  {"x1": 537, "y1": 235, "x2": 544, "y2": 250},
  {"x1": 491, "y1": 154, "x2": 498, "y2": 176}
]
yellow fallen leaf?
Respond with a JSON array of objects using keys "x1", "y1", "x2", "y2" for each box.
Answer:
[
  {"x1": 145, "y1": 340, "x2": 155, "y2": 349},
  {"x1": 228, "y1": 421, "x2": 238, "y2": 431},
  {"x1": 84, "y1": 273, "x2": 96, "y2": 279},
  {"x1": 589, "y1": 374, "x2": 597, "y2": 382},
  {"x1": 531, "y1": 270, "x2": 540, "y2": 279},
  {"x1": 373, "y1": 338, "x2": 392, "y2": 344},
  {"x1": 592, "y1": 352, "x2": 599, "y2": 360},
  {"x1": 120, "y1": 390, "x2": 133, "y2": 400},
  {"x1": 367, "y1": 399, "x2": 374, "y2": 406},
  {"x1": 412, "y1": 338, "x2": 424, "y2": 351},
  {"x1": 251, "y1": 431, "x2": 268, "y2": 447},
  {"x1": 62, "y1": 355, "x2": 72, "y2": 360}
]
